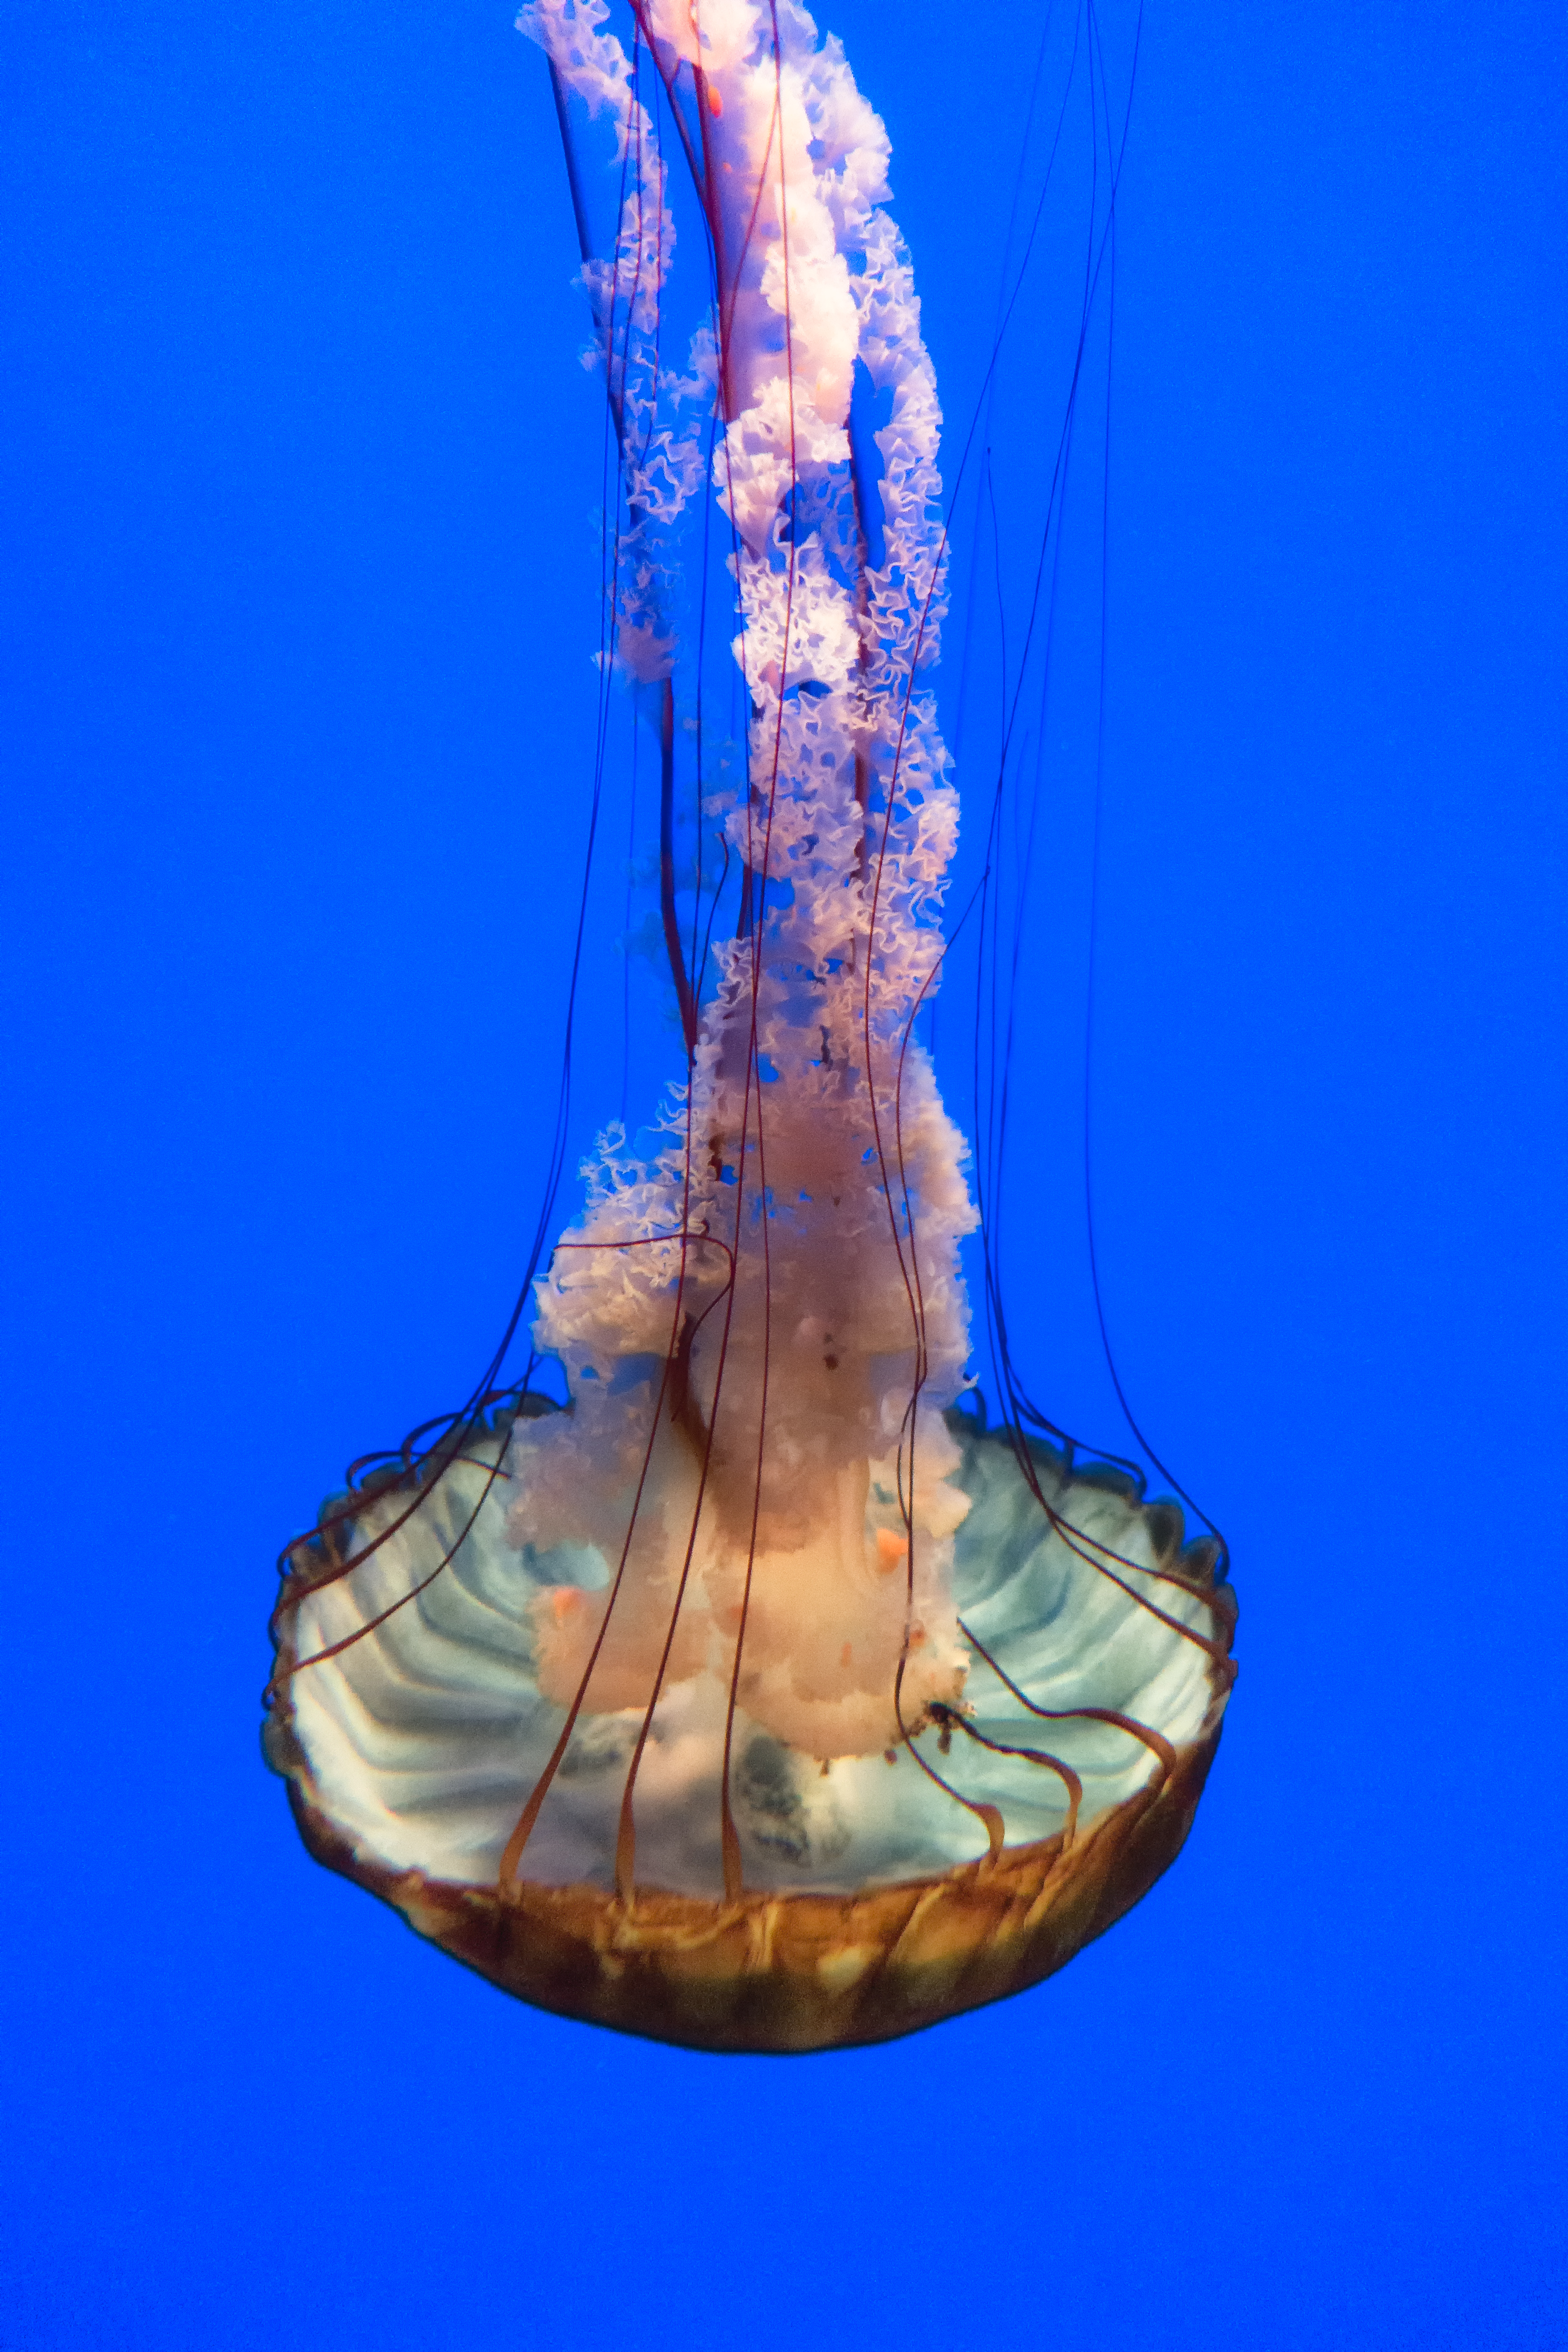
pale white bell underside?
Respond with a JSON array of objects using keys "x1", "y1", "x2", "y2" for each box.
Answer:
[{"x1": 286, "y1": 1421, "x2": 1219, "y2": 1900}]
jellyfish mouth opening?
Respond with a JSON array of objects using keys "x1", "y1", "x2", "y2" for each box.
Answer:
[
  {"x1": 522, "y1": 1430, "x2": 967, "y2": 1767},
  {"x1": 263, "y1": 0, "x2": 1236, "y2": 2050},
  {"x1": 503, "y1": 1037, "x2": 985, "y2": 1783}
]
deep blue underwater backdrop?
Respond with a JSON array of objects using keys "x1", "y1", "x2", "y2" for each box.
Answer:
[{"x1": 3, "y1": 3, "x2": 1565, "y2": 2346}]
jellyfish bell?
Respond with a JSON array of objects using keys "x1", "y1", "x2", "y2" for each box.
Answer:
[
  {"x1": 270, "y1": 1408, "x2": 1233, "y2": 2050},
  {"x1": 265, "y1": 0, "x2": 1236, "y2": 2053}
]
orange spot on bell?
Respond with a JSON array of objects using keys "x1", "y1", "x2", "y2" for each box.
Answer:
[
  {"x1": 549, "y1": 1587, "x2": 585, "y2": 1624},
  {"x1": 840, "y1": 1641, "x2": 853, "y2": 1668},
  {"x1": 875, "y1": 1527, "x2": 908, "y2": 1574},
  {"x1": 706, "y1": 82, "x2": 723, "y2": 119}
]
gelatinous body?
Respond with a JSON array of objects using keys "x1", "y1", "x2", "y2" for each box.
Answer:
[{"x1": 266, "y1": 0, "x2": 1236, "y2": 2051}]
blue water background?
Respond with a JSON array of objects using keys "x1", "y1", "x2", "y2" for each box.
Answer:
[{"x1": 2, "y1": 4, "x2": 1564, "y2": 2345}]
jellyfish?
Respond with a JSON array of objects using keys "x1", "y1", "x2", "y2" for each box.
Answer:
[{"x1": 264, "y1": 0, "x2": 1236, "y2": 2054}]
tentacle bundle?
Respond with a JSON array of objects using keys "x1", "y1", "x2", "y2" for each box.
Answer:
[{"x1": 509, "y1": 0, "x2": 978, "y2": 1783}]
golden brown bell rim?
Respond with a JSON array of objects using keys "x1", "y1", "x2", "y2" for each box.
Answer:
[{"x1": 277, "y1": 1723, "x2": 1223, "y2": 2054}]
